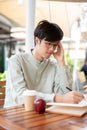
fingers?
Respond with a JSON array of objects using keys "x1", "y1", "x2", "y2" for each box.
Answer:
[
  {"x1": 53, "y1": 42, "x2": 64, "y2": 57},
  {"x1": 58, "y1": 42, "x2": 63, "y2": 50},
  {"x1": 69, "y1": 91, "x2": 84, "y2": 104},
  {"x1": 63, "y1": 91, "x2": 84, "y2": 104},
  {"x1": 73, "y1": 94, "x2": 83, "y2": 104},
  {"x1": 73, "y1": 91, "x2": 84, "y2": 98}
]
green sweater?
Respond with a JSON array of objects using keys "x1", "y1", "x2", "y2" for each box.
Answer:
[{"x1": 4, "y1": 52, "x2": 73, "y2": 107}]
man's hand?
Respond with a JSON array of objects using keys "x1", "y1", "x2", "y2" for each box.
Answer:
[
  {"x1": 54, "y1": 91, "x2": 84, "y2": 104},
  {"x1": 53, "y1": 42, "x2": 65, "y2": 66}
]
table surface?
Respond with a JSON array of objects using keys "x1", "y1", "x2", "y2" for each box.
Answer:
[{"x1": 0, "y1": 105, "x2": 87, "y2": 130}]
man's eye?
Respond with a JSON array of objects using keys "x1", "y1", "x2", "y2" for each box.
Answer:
[
  {"x1": 46, "y1": 43, "x2": 51, "y2": 46},
  {"x1": 45, "y1": 42, "x2": 50, "y2": 45},
  {"x1": 54, "y1": 45, "x2": 57, "y2": 47}
]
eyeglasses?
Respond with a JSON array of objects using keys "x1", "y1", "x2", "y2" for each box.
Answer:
[{"x1": 45, "y1": 42, "x2": 58, "y2": 49}]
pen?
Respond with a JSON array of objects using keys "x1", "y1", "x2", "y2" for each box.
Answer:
[{"x1": 66, "y1": 87, "x2": 72, "y2": 91}]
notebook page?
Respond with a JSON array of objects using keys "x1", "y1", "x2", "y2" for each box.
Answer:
[{"x1": 79, "y1": 94, "x2": 87, "y2": 105}]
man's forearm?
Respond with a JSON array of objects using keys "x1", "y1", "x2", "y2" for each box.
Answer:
[{"x1": 54, "y1": 94, "x2": 63, "y2": 103}]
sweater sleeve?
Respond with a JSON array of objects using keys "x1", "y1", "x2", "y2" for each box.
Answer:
[
  {"x1": 36, "y1": 92, "x2": 55, "y2": 102},
  {"x1": 53, "y1": 65, "x2": 73, "y2": 94},
  {"x1": 4, "y1": 55, "x2": 27, "y2": 107}
]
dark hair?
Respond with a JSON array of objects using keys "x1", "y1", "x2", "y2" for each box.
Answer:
[{"x1": 34, "y1": 20, "x2": 63, "y2": 44}]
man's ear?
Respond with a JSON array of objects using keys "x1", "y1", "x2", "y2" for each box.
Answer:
[{"x1": 35, "y1": 37, "x2": 40, "y2": 45}]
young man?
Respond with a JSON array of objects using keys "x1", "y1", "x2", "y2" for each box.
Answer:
[{"x1": 4, "y1": 20, "x2": 84, "y2": 107}]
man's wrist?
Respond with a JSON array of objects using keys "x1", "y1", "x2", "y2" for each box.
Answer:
[
  {"x1": 57, "y1": 60, "x2": 66, "y2": 66},
  {"x1": 54, "y1": 94, "x2": 63, "y2": 103}
]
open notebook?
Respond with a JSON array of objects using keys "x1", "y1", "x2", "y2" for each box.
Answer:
[{"x1": 46, "y1": 95, "x2": 87, "y2": 117}]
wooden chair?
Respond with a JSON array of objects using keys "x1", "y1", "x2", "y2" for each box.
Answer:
[
  {"x1": 77, "y1": 71, "x2": 86, "y2": 83},
  {"x1": 0, "y1": 81, "x2": 6, "y2": 107},
  {"x1": 77, "y1": 72, "x2": 87, "y2": 92}
]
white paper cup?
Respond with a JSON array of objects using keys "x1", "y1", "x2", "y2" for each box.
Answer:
[{"x1": 23, "y1": 90, "x2": 36, "y2": 111}]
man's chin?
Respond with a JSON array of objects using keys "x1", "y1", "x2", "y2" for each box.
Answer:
[
  {"x1": 42, "y1": 53, "x2": 51, "y2": 59},
  {"x1": 45, "y1": 55, "x2": 50, "y2": 59}
]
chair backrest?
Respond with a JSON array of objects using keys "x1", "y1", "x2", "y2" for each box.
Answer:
[
  {"x1": 0, "y1": 81, "x2": 6, "y2": 107},
  {"x1": 77, "y1": 72, "x2": 86, "y2": 83}
]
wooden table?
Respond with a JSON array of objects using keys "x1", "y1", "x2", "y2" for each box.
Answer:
[{"x1": 0, "y1": 105, "x2": 87, "y2": 130}]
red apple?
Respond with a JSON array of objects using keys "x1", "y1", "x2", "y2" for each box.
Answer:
[{"x1": 34, "y1": 99, "x2": 46, "y2": 114}]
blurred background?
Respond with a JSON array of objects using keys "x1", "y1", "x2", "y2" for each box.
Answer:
[{"x1": 0, "y1": 0, "x2": 87, "y2": 81}]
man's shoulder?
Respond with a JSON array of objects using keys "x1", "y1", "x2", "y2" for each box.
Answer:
[{"x1": 8, "y1": 53, "x2": 30, "y2": 62}]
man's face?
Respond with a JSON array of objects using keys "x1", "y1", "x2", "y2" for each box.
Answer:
[{"x1": 35, "y1": 37, "x2": 59, "y2": 59}]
